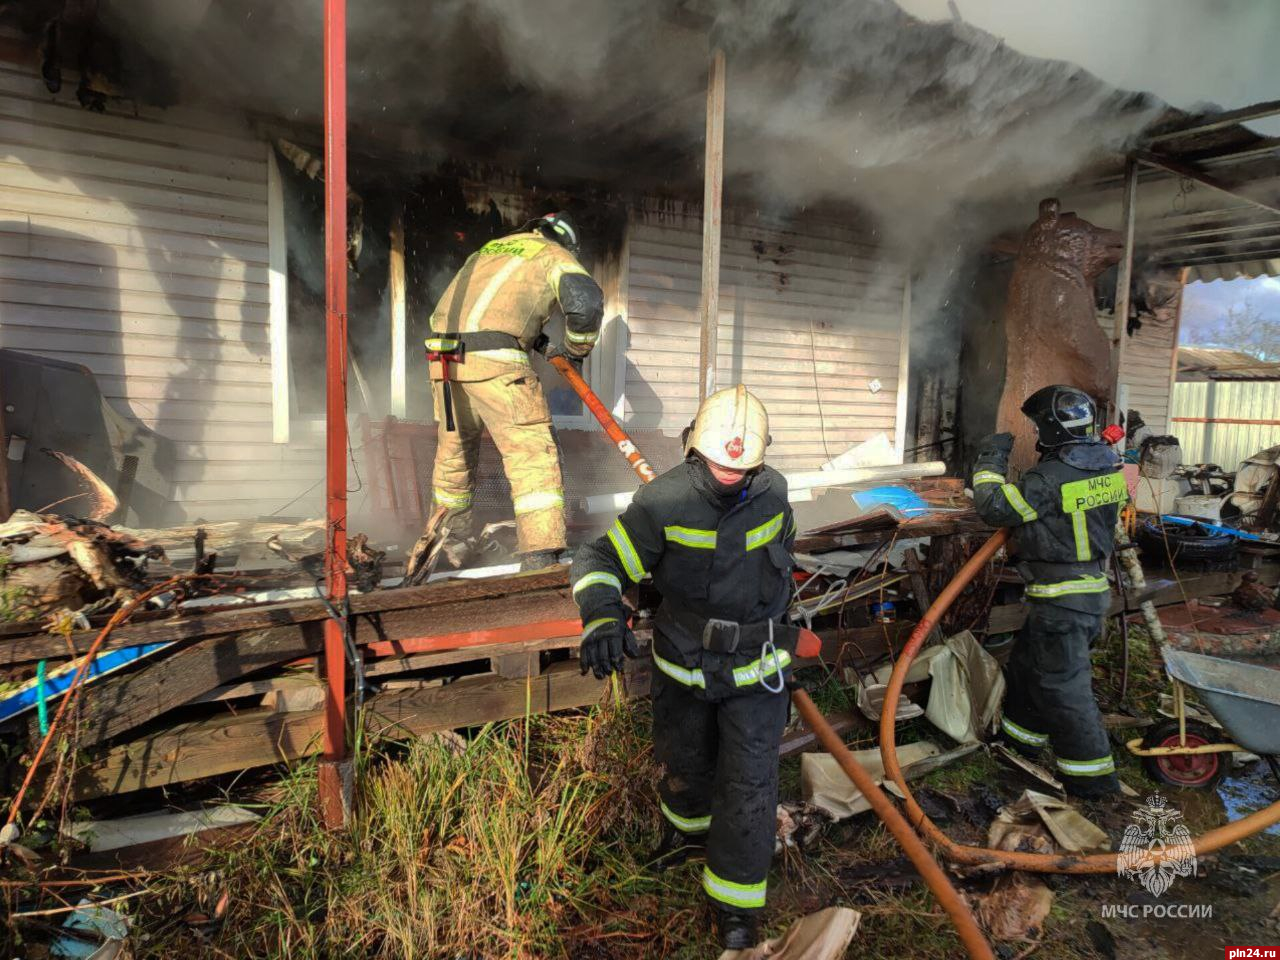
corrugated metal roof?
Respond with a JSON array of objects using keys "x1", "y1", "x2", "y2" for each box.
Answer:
[{"x1": 1177, "y1": 346, "x2": 1280, "y2": 381}]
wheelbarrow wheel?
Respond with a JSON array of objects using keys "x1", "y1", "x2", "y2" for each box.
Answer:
[{"x1": 1140, "y1": 718, "x2": 1228, "y2": 790}]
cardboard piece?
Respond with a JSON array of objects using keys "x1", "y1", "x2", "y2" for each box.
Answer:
[
  {"x1": 801, "y1": 741, "x2": 939, "y2": 820},
  {"x1": 718, "y1": 906, "x2": 860, "y2": 960},
  {"x1": 990, "y1": 790, "x2": 1110, "y2": 854}
]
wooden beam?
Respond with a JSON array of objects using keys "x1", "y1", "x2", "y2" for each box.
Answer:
[
  {"x1": 1146, "y1": 98, "x2": 1280, "y2": 144},
  {"x1": 697, "y1": 47, "x2": 726, "y2": 403},
  {"x1": 1, "y1": 567, "x2": 572, "y2": 666},
  {"x1": 1113, "y1": 157, "x2": 1138, "y2": 412},
  {"x1": 389, "y1": 207, "x2": 407, "y2": 418},
  {"x1": 1135, "y1": 149, "x2": 1280, "y2": 218},
  {"x1": 57, "y1": 624, "x2": 325, "y2": 747},
  {"x1": 66, "y1": 659, "x2": 652, "y2": 801}
]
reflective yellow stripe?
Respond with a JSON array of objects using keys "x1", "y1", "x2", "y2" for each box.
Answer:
[
  {"x1": 572, "y1": 572, "x2": 621, "y2": 597},
  {"x1": 582, "y1": 617, "x2": 617, "y2": 641},
  {"x1": 564, "y1": 328, "x2": 599, "y2": 344},
  {"x1": 787, "y1": 515, "x2": 798, "y2": 540},
  {"x1": 745, "y1": 512, "x2": 784, "y2": 551},
  {"x1": 1071, "y1": 511, "x2": 1091, "y2": 561},
  {"x1": 973, "y1": 470, "x2": 1006, "y2": 486},
  {"x1": 465, "y1": 258, "x2": 525, "y2": 332},
  {"x1": 1025, "y1": 575, "x2": 1110, "y2": 599},
  {"x1": 703, "y1": 867, "x2": 766, "y2": 909},
  {"x1": 1000, "y1": 483, "x2": 1038, "y2": 522},
  {"x1": 661, "y1": 801, "x2": 711, "y2": 833},
  {"x1": 469, "y1": 348, "x2": 530, "y2": 365},
  {"x1": 1056, "y1": 755, "x2": 1116, "y2": 777},
  {"x1": 433, "y1": 488, "x2": 472, "y2": 509},
  {"x1": 607, "y1": 520, "x2": 646, "y2": 582},
  {"x1": 547, "y1": 260, "x2": 589, "y2": 296},
  {"x1": 733, "y1": 650, "x2": 792, "y2": 687},
  {"x1": 513, "y1": 491, "x2": 564, "y2": 514},
  {"x1": 479, "y1": 236, "x2": 546, "y2": 258},
  {"x1": 424, "y1": 337, "x2": 460, "y2": 352},
  {"x1": 664, "y1": 525, "x2": 717, "y2": 549},
  {"x1": 653, "y1": 650, "x2": 705, "y2": 688},
  {"x1": 1001, "y1": 716, "x2": 1049, "y2": 747}
]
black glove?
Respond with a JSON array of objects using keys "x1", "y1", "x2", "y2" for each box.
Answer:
[
  {"x1": 546, "y1": 343, "x2": 584, "y2": 372},
  {"x1": 981, "y1": 432, "x2": 1015, "y2": 453},
  {"x1": 579, "y1": 616, "x2": 639, "y2": 680}
]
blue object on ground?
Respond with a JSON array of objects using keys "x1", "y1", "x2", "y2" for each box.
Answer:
[
  {"x1": 0, "y1": 642, "x2": 173, "y2": 725},
  {"x1": 1161, "y1": 514, "x2": 1266, "y2": 543},
  {"x1": 851, "y1": 485, "x2": 930, "y2": 518}
]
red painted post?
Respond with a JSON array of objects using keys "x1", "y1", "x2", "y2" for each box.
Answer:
[{"x1": 319, "y1": 0, "x2": 350, "y2": 829}]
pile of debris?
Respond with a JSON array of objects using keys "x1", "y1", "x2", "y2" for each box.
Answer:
[{"x1": 0, "y1": 510, "x2": 163, "y2": 624}]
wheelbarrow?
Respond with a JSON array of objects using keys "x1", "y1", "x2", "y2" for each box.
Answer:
[{"x1": 1126, "y1": 646, "x2": 1280, "y2": 790}]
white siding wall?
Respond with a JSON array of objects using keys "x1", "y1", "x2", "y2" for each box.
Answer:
[
  {"x1": 0, "y1": 60, "x2": 320, "y2": 520},
  {"x1": 1098, "y1": 310, "x2": 1178, "y2": 434},
  {"x1": 625, "y1": 212, "x2": 907, "y2": 473}
]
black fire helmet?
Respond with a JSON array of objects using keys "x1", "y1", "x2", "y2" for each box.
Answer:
[
  {"x1": 524, "y1": 211, "x2": 581, "y2": 256},
  {"x1": 1020, "y1": 385, "x2": 1098, "y2": 447}
]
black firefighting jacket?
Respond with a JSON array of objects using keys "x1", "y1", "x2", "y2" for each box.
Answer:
[
  {"x1": 570, "y1": 458, "x2": 797, "y2": 699},
  {"x1": 972, "y1": 437, "x2": 1128, "y2": 614}
]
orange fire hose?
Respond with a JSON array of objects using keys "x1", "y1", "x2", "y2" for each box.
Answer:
[
  {"x1": 878, "y1": 528, "x2": 1280, "y2": 872},
  {"x1": 551, "y1": 360, "x2": 994, "y2": 958}
]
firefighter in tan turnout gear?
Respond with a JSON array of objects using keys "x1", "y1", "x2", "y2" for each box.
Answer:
[
  {"x1": 570, "y1": 386, "x2": 799, "y2": 950},
  {"x1": 426, "y1": 213, "x2": 604, "y2": 569}
]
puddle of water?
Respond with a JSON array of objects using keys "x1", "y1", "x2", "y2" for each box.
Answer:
[{"x1": 1217, "y1": 761, "x2": 1280, "y2": 835}]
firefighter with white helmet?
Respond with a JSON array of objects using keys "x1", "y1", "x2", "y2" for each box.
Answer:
[{"x1": 569, "y1": 384, "x2": 799, "y2": 949}]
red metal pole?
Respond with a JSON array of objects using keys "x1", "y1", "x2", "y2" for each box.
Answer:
[{"x1": 319, "y1": 0, "x2": 349, "y2": 829}]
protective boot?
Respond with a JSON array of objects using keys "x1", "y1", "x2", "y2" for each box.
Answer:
[
  {"x1": 716, "y1": 909, "x2": 760, "y2": 951},
  {"x1": 520, "y1": 549, "x2": 560, "y2": 572},
  {"x1": 648, "y1": 823, "x2": 705, "y2": 873}
]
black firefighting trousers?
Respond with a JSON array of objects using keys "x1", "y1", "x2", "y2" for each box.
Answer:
[
  {"x1": 1000, "y1": 602, "x2": 1120, "y2": 796},
  {"x1": 652, "y1": 665, "x2": 789, "y2": 915}
]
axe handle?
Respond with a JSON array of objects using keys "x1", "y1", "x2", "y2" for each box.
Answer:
[{"x1": 547, "y1": 355, "x2": 657, "y2": 485}]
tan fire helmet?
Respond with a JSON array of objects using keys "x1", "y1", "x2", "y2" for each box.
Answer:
[{"x1": 684, "y1": 384, "x2": 770, "y2": 470}]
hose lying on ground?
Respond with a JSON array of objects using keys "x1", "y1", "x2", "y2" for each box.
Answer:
[
  {"x1": 877, "y1": 528, "x2": 1280, "y2": 873},
  {"x1": 790, "y1": 688, "x2": 996, "y2": 960}
]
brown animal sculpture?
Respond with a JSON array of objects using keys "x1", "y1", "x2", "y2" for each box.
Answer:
[{"x1": 996, "y1": 199, "x2": 1122, "y2": 473}]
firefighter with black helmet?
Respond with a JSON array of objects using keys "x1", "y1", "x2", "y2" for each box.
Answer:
[
  {"x1": 570, "y1": 385, "x2": 798, "y2": 949},
  {"x1": 973, "y1": 384, "x2": 1128, "y2": 798},
  {"x1": 426, "y1": 212, "x2": 604, "y2": 570}
]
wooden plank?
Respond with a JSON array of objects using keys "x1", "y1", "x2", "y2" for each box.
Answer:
[
  {"x1": 1, "y1": 568, "x2": 572, "y2": 665},
  {"x1": 1135, "y1": 150, "x2": 1280, "y2": 218},
  {"x1": 66, "y1": 659, "x2": 651, "y2": 800},
  {"x1": 51, "y1": 624, "x2": 324, "y2": 747},
  {"x1": 778, "y1": 710, "x2": 868, "y2": 757}
]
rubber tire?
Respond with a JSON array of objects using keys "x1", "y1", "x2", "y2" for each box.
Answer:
[
  {"x1": 1140, "y1": 718, "x2": 1228, "y2": 790},
  {"x1": 1136, "y1": 516, "x2": 1237, "y2": 568}
]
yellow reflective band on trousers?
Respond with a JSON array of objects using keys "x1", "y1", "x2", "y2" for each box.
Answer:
[
  {"x1": 572, "y1": 572, "x2": 621, "y2": 597},
  {"x1": 513, "y1": 490, "x2": 565, "y2": 515},
  {"x1": 664, "y1": 525, "x2": 717, "y2": 549},
  {"x1": 1056, "y1": 755, "x2": 1116, "y2": 777},
  {"x1": 733, "y1": 650, "x2": 792, "y2": 687},
  {"x1": 745, "y1": 512, "x2": 784, "y2": 551},
  {"x1": 1001, "y1": 716, "x2": 1049, "y2": 747},
  {"x1": 607, "y1": 519, "x2": 646, "y2": 582},
  {"x1": 661, "y1": 801, "x2": 711, "y2": 834},
  {"x1": 973, "y1": 469, "x2": 1006, "y2": 486},
  {"x1": 434, "y1": 488, "x2": 472, "y2": 508},
  {"x1": 1025, "y1": 575, "x2": 1110, "y2": 599},
  {"x1": 582, "y1": 617, "x2": 617, "y2": 641},
  {"x1": 1071, "y1": 511, "x2": 1090, "y2": 561},
  {"x1": 1000, "y1": 484, "x2": 1038, "y2": 522},
  {"x1": 703, "y1": 867, "x2": 766, "y2": 910},
  {"x1": 653, "y1": 651, "x2": 706, "y2": 689}
]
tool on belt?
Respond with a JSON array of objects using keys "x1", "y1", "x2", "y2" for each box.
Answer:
[{"x1": 424, "y1": 331, "x2": 525, "y2": 432}]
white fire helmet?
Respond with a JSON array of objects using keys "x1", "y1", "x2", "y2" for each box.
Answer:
[{"x1": 684, "y1": 384, "x2": 770, "y2": 470}]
